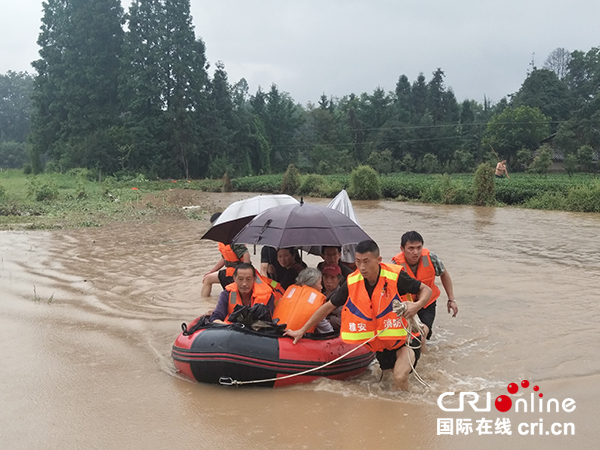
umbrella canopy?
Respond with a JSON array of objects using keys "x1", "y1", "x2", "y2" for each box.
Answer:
[
  {"x1": 327, "y1": 189, "x2": 359, "y2": 263},
  {"x1": 232, "y1": 202, "x2": 372, "y2": 249},
  {"x1": 201, "y1": 194, "x2": 299, "y2": 243}
]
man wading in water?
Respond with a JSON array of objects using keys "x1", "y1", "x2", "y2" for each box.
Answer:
[{"x1": 285, "y1": 240, "x2": 431, "y2": 391}]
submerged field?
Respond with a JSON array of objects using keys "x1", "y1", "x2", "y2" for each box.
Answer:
[{"x1": 1, "y1": 169, "x2": 598, "y2": 230}]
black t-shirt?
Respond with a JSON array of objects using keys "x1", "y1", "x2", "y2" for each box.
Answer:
[
  {"x1": 260, "y1": 246, "x2": 306, "y2": 289},
  {"x1": 330, "y1": 268, "x2": 421, "y2": 307}
]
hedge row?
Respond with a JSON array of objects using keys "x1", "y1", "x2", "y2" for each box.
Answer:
[{"x1": 231, "y1": 172, "x2": 599, "y2": 212}]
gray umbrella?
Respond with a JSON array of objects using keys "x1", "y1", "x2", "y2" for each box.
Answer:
[{"x1": 231, "y1": 201, "x2": 372, "y2": 248}]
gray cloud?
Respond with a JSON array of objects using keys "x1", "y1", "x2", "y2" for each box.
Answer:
[{"x1": 2, "y1": 0, "x2": 599, "y2": 106}]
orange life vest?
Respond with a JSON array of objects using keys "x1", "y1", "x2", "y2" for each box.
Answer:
[
  {"x1": 218, "y1": 242, "x2": 244, "y2": 277},
  {"x1": 273, "y1": 284, "x2": 327, "y2": 332},
  {"x1": 257, "y1": 273, "x2": 285, "y2": 302},
  {"x1": 225, "y1": 275, "x2": 274, "y2": 318},
  {"x1": 340, "y1": 263, "x2": 410, "y2": 352},
  {"x1": 391, "y1": 248, "x2": 440, "y2": 308}
]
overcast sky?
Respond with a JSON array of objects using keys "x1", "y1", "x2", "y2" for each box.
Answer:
[{"x1": 1, "y1": 0, "x2": 599, "y2": 106}]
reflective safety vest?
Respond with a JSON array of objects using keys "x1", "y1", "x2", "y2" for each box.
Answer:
[
  {"x1": 273, "y1": 284, "x2": 327, "y2": 332},
  {"x1": 257, "y1": 273, "x2": 285, "y2": 302},
  {"x1": 225, "y1": 275, "x2": 274, "y2": 317},
  {"x1": 341, "y1": 263, "x2": 409, "y2": 352},
  {"x1": 391, "y1": 248, "x2": 440, "y2": 308},
  {"x1": 218, "y1": 242, "x2": 243, "y2": 277}
]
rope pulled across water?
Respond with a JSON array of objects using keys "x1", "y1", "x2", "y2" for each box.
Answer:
[{"x1": 219, "y1": 300, "x2": 429, "y2": 388}]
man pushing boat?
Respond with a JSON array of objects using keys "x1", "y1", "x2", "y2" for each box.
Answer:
[{"x1": 285, "y1": 240, "x2": 431, "y2": 391}]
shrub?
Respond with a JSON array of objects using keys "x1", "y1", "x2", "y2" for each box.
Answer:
[
  {"x1": 348, "y1": 165, "x2": 381, "y2": 200},
  {"x1": 566, "y1": 182, "x2": 600, "y2": 212},
  {"x1": 45, "y1": 161, "x2": 61, "y2": 173},
  {"x1": 23, "y1": 163, "x2": 32, "y2": 175},
  {"x1": 473, "y1": 163, "x2": 495, "y2": 206},
  {"x1": 419, "y1": 175, "x2": 472, "y2": 205},
  {"x1": 281, "y1": 164, "x2": 300, "y2": 195},
  {"x1": 232, "y1": 174, "x2": 283, "y2": 193},
  {"x1": 298, "y1": 174, "x2": 325, "y2": 196},
  {"x1": 35, "y1": 183, "x2": 59, "y2": 202},
  {"x1": 523, "y1": 191, "x2": 567, "y2": 210}
]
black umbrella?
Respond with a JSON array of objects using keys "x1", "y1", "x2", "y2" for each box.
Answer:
[{"x1": 231, "y1": 201, "x2": 372, "y2": 249}]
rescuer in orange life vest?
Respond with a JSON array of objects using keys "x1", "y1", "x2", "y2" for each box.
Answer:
[
  {"x1": 201, "y1": 212, "x2": 251, "y2": 298},
  {"x1": 209, "y1": 263, "x2": 275, "y2": 324},
  {"x1": 285, "y1": 240, "x2": 432, "y2": 391},
  {"x1": 391, "y1": 231, "x2": 458, "y2": 348}
]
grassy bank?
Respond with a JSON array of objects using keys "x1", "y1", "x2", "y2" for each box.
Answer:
[
  {"x1": 0, "y1": 169, "x2": 222, "y2": 230},
  {"x1": 2, "y1": 169, "x2": 599, "y2": 230}
]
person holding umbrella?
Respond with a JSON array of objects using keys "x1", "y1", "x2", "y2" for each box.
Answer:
[
  {"x1": 201, "y1": 213, "x2": 251, "y2": 298},
  {"x1": 285, "y1": 240, "x2": 432, "y2": 391}
]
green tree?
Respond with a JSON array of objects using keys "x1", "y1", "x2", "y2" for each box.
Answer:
[
  {"x1": 511, "y1": 68, "x2": 571, "y2": 125},
  {"x1": 516, "y1": 147, "x2": 532, "y2": 171},
  {"x1": 252, "y1": 84, "x2": 302, "y2": 173},
  {"x1": 527, "y1": 144, "x2": 553, "y2": 174},
  {"x1": 577, "y1": 145, "x2": 595, "y2": 172},
  {"x1": 421, "y1": 153, "x2": 439, "y2": 173},
  {"x1": 120, "y1": 0, "x2": 208, "y2": 178},
  {"x1": 411, "y1": 74, "x2": 427, "y2": 118},
  {"x1": 482, "y1": 105, "x2": 550, "y2": 163},
  {"x1": 564, "y1": 153, "x2": 578, "y2": 176},
  {"x1": 30, "y1": 0, "x2": 124, "y2": 172},
  {"x1": 394, "y1": 74, "x2": 412, "y2": 122},
  {"x1": 0, "y1": 71, "x2": 34, "y2": 142}
]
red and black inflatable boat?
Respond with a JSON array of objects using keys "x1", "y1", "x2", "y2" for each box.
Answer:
[{"x1": 172, "y1": 319, "x2": 375, "y2": 388}]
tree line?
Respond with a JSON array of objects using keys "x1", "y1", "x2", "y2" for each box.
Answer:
[{"x1": 1, "y1": 0, "x2": 599, "y2": 177}]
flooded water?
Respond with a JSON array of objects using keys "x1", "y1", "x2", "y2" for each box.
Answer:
[{"x1": 1, "y1": 192, "x2": 598, "y2": 450}]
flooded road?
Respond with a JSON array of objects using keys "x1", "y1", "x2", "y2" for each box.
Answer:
[{"x1": 1, "y1": 192, "x2": 598, "y2": 449}]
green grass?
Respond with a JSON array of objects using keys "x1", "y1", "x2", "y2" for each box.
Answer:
[
  {"x1": 2, "y1": 169, "x2": 598, "y2": 230},
  {"x1": 0, "y1": 169, "x2": 222, "y2": 230}
]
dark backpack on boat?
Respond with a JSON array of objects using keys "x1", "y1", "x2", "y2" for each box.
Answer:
[{"x1": 228, "y1": 304, "x2": 287, "y2": 334}]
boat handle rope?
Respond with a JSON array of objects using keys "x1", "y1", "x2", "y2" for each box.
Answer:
[
  {"x1": 219, "y1": 328, "x2": 386, "y2": 387},
  {"x1": 218, "y1": 312, "x2": 429, "y2": 388}
]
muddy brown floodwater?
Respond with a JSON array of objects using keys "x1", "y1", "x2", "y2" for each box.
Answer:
[{"x1": 1, "y1": 191, "x2": 599, "y2": 450}]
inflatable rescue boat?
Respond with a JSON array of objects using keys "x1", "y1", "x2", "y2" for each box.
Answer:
[{"x1": 172, "y1": 319, "x2": 375, "y2": 388}]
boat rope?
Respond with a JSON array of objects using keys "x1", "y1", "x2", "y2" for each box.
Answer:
[
  {"x1": 219, "y1": 310, "x2": 429, "y2": 388},
  {"x1": 219, "y1": 328, "x2": 386, "y2": 387}
]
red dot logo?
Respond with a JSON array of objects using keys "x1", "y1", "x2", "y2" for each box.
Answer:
[
  {"x1": 495, "y1": 395, "x2": 512, "y2": 412},
  {"x1": 533, "y1": 385, "x2": 539, "y2": 392},
  {"x1": 521, "y1": 380, "x2": 530, "y2": 388},
  {"x1": 539, "y1": 393, "x2": 543, "y2": 398},
  {"x1": 507, "y1": 383, "x2": 519, "y2": 394}
]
